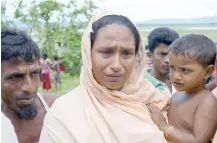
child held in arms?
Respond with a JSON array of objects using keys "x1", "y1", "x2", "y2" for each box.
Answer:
[{"x1": 148, "y1": 34, "x2": 217, "y2": 143}]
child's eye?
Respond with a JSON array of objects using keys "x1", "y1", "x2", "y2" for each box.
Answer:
[
  {"x1": 182, "y1": 68, "x2": 191, "y2": 73},
  {"x1": 160, "y1": 53, "x2": 167, "y2": 56}
]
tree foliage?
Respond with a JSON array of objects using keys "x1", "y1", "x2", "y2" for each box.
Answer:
[{"x1": 2, "y1": 0, "x2": 98, "y2": 76}]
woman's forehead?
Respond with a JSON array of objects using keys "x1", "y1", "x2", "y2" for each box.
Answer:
[{"x1": 95, "y1": 24, "x2": 135, "y2": 42}]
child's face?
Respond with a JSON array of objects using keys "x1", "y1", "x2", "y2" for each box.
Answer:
[{"x1": 169, "y1": 52, "x2": 211, "y2": 92}]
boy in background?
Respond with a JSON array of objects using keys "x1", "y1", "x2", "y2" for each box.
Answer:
[{"x1": 145, "y1": 27, "x2": 179, "y2": 96}]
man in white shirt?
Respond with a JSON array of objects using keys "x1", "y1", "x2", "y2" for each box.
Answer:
[
  {"x1": 55, "y1": 42, "x2": 63, "y2": 57},
  {"x1": 1, "y1": 112, "x2": 19, "y2": 143}
]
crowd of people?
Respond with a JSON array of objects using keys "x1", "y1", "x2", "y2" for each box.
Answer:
[
  {"x1": 40, "y1": 52, "x2": 65, "y2": 91},
  {"x1": 1, "y1": 11, "x2": 217, "y2": 143}
]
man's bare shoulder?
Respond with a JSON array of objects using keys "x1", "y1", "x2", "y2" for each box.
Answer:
[{"x1": 41, "y1": 94, "x2": 58, "y2": 107}]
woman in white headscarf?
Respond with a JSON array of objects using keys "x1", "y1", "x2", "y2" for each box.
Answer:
[{"x1": 39, "y1": 11, "x2": 170, "y2": 143}]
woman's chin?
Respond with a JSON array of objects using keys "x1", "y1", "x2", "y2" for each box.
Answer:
[{"x1": 104, "y1": 82, "x2": 123, "y2": 90}]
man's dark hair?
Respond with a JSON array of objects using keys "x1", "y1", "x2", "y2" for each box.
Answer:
[
  {"x1": 148, "y1": 27, "x2": 179, "y2": 52},
  {"x1": 169, "y1": 34, "x2": 216, "y2": 67},
  {"x1": 53, "y1": 55, "x2": 59, "y2": 61},
  {"x1": 1, "y1": 28, "x2": 40, "y2": 61},
  {"x1": 42, "y1": 52, "x2": 48, "y2": 60}
]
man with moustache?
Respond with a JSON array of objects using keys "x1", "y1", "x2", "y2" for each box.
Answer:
[{"x1": 1, "y1": 29, "x2": 57, "y2": 143}]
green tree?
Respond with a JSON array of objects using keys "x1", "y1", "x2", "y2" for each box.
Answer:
[
  {"x1": 1, "y1": 1, "x2": 13, "y2": 29},
  {"x1": 9, "y1": 0, "x2": 98, "y2": 75}
]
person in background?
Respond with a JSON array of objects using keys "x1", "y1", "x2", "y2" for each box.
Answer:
[
  {"x1": 1, "y1": 112, "x2": 19, "y2": 143},
  {"x1": 145, "y1": 27, "x2": 179, "y2": 96},
  {"x1": 55, "y1": 42, "x2": 63, "y2": 58},
  {"x1": 145, "y1": 45, "x2": 153, "y2": 69},
  {"x1": 52, "y1": 55, "x2": 61, "y2": 91},
  {"x1": 1, "y1": 29, "x2": 57, "y2": 143},
  {"x1": 40, "y1": 52, "x2": 52, "y2": 91},
  {"x1": 59, "y1": 57, "x2": 66, "y2": 73},
  {"x1": 211, "y1": 53, "x2": 217, "y2": 98},
  {"x1": 148, "y1": 34, "x2": 217, "y2": 143}
]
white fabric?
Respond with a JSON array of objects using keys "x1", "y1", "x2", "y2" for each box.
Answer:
[
  {"x1": 1, "y1": 112, "x2": 19, "y2": 143},
  {"x1": 38, "y1": 93, "x2": 49, "y2": 112}
]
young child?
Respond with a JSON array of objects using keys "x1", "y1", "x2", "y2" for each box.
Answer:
[
  {"x1": 148, "y1": 34, "x2": 217, "y2": 143},
  {"x1": 52, "y1": 55, "x2": 61, "y2": 91}
]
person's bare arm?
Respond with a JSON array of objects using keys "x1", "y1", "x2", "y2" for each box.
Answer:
[
  {"x1": 164, "y1": 95, "x2": 217, "y2": 143},
  {"x1": 148, "y1": 95, "x2": 217, "y2": 143}
]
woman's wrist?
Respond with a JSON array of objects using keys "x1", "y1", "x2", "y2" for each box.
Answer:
[
  {"x1": 159, "y1": 122, "x2": 169, "y2": 131},
  {"x1": 162, "y1": 124, "x2": 175, "y2": 141}
]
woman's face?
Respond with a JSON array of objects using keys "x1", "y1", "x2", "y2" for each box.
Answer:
[{"x1": 91, "y1": 23, "x2": 136, "y2": 90}]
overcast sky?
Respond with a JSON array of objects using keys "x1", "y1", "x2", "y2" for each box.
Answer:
[{"x1": 4, "y1": 0, "x2": 217, "y2": 22}]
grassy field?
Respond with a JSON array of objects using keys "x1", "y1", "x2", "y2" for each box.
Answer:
[
  {"x1": 39, "y1": 74, "x2": 80, "y2": 96},
  {"x1": 138, "y1": 26, "x2": 217, "y2": 44}
]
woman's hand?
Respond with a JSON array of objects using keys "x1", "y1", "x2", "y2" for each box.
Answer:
[{"x1": 147, "y1": 104, "x2": 168, "y2": 131}]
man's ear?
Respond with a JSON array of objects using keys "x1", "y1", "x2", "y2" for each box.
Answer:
[{"x1": 204, "y1": 65, "x2": 214, "y2": 80}]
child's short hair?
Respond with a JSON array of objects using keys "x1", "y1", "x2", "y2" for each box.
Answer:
[
  {"x1": 169, "y1": 34, "x2": 216, "y2": 67},
  {"x1": 148, "y1": 27, "x2": 179, "y2": 52},
  {"x1": 53, "y1": 55, "x2": 59, "y2": 61}
]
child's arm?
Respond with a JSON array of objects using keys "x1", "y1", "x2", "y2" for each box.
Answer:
[{"x1": 148, "y1": 96, "x2": 217, "y2": 143}]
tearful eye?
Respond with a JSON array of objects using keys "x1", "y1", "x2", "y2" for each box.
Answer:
[
  {"x1": 100, "y1": 49, "x2": 113, "y2": 55},
  {"x1": 123, "y1": 51, "x2": 131, "y2": 55},
  {"x1": 99, "y1": 49, "x2": 114, "y2": 58},
  {"x1": 104, "y1": 51, "x2": 112, "y2": 54}
]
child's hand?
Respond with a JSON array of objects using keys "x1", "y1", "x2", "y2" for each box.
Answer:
[{"x1": 147, "y1": 104, "x2": 168, "y2": 131}]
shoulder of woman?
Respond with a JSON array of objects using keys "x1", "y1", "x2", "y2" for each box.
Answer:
[{"x1": 47, "y1": 86, "x2": 84, "y2": 115}]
